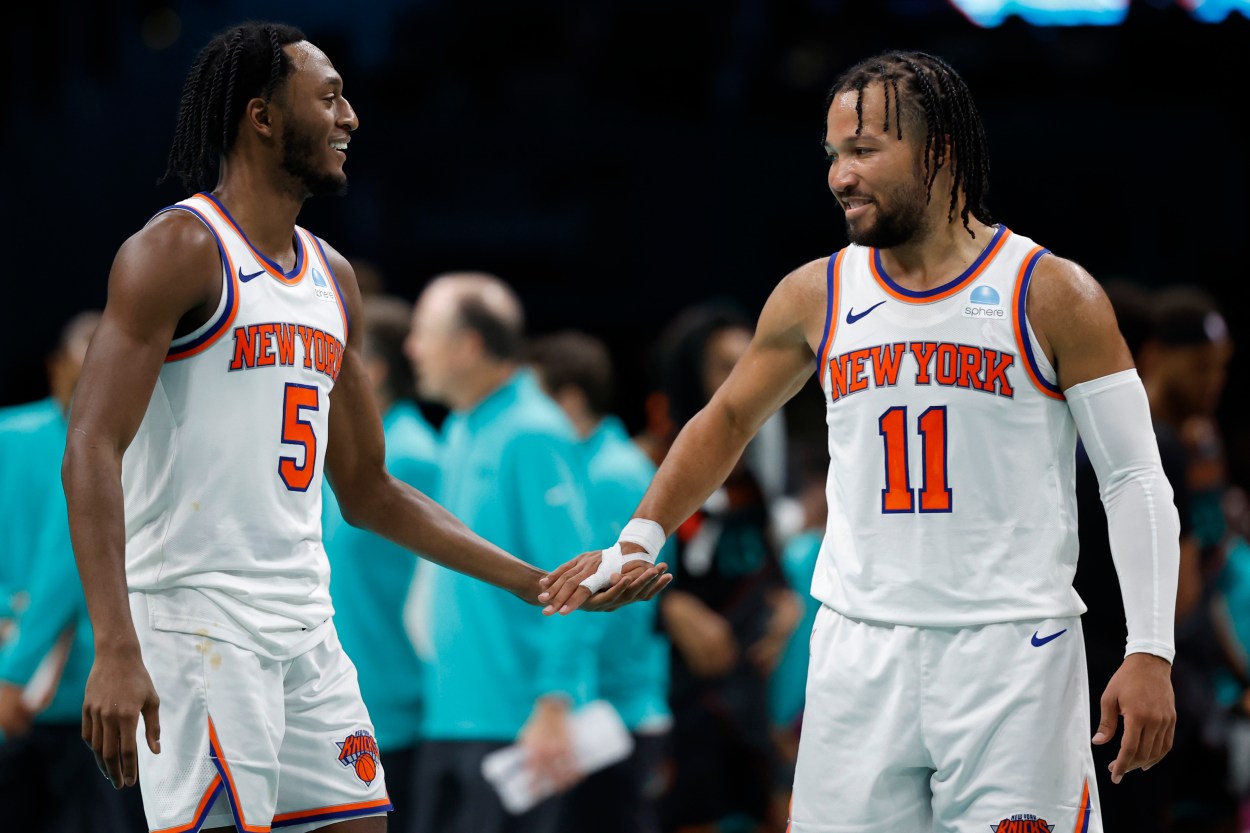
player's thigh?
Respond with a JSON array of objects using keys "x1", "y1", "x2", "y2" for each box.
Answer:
[
  {"x1": 133, "y1": 595, "x2": 287, "y2": 832},
  {"x1": 928, "y1": 616, "x2": 1101, "y2": 833},
  {"x1": 788, "y1": 605, "x2": 933, "y2": 832},
  {"x1": 273, "y1": 626, "x2": 391, "y2": 832}
]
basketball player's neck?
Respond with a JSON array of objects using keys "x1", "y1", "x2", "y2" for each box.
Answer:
[
  {"x1": 876, "y1": 214, "x2": 996, "y2": 292},
  {"x1": 211, "y1": 159, "x2": 308, "y2": 270}
]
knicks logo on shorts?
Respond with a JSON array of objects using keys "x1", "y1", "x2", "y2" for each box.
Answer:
[
  {"x1": 991, "y1": 814, "x2": 1054, "y2": 833},
  {"x1": 336, "y1": 729, "x2": 381, "y2": 786}
]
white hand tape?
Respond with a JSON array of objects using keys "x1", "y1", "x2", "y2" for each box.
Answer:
[{"x1": 578, "y1": 543, "x2": 625, "y2": 594}]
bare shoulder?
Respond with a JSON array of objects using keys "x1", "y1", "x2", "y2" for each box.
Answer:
[
  {"x1": 757, "y1": 256, "x2": 830, "y2": 350},
  {"x1": 776, "y1": 256, "x2": 829, "y2": 303},
  {"x1": 1026, "y1": 252, "x2": 1133, "y2": 390},
  {"x1": 122, "y1": 209, "x2": 220, "y2": 273},
  {"x1": 1025, "y1": 253, "x2": 1108, "y2": 327},
  {"x1": 311, "y1": 237, "x2": 358, "y2": 284},
  {"x1": 108, "y1": 208, "x2": 222, "y2": 325}
]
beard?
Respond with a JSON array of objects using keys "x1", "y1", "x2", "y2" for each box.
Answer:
[
  {"x1": 280, "y1": 119, "x2": 348, "y2": 198},
  {"x1": 844, "y1": 177, "x2": 929, "y2": 249}
]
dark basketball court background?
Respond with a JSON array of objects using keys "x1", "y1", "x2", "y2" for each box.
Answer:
[{"x1": 4, "y1": 0, "x2": 1247, "y2": 484}]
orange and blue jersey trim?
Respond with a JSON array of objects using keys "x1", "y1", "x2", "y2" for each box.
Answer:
[
  {"x1": 162, "y1": 203, "x2": 241, "y2": 363},
  {"x1": 303, "y1": 229, "x2": 352, "y2": 340},
  {"x1": 1011, "y1": 244, "x2": 1064, "y2": 400},
  {"x1": 272, "y1": 797, "x2": 393, "y2": 828},
  {"x1": 151, "y1": 775, "x2": 224, "y2": 833},
  {"x1": 816, "y1": 249, "x2": 845, "y2": 390},
  {"x1": 870, "y1": 224, "x2": 1011, "y2": 303},
  {"x1": 208, "y1": 717, "x2": 271, "y2": 833},
  {"x1": 1072, "y1": 778, "x2": 1092, "y2": 833},
  {"x1": 193, "y1": 193, "x2": 310, "y2": 285}
]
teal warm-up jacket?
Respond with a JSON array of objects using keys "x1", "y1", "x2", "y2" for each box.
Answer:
[
  {"x1": 323, "y1": 401, "x2": 441, "y2": 752},
  {"x1": 0, "y1": 398, "x2": 95, "y2": 725},
  {"x1": 420, "y1": 372, "x2": 600, "y2": 740},
  {"x1": 580, "y1": 416, "x2": 673, "y2": 733}
]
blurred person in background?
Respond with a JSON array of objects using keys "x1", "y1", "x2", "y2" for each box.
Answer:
[
  {"x1": 1072, "y1": 279, "x2": 1203, "y2": 832},
  {"x1": 766, "y1": 451, "x2": 828, "y2": 828},
  {"x1": 647, "y1": 300, "x2": 801, "y2": 833},
  {"x1": 1210, "y1": 485, "x2": 1250, "y2": 833},
  {"x1": 528, "y1": 329, "x2": 674, "y2": 833},
  {"x1": 0, "y1": 310, "x2": 146, "y2": 831},
  {"x1": 1142, "y1": 286, "x2": 1236, "y2": 832},
  {"x1": 322, "y1": 293, "x2": 443, "y2": 833},
  {"x1": 403, "y1": 273, "x2": 604, "y2": 833},
  {"x1": 635, "y1": 300, "x2": 795, "y2": 548}
]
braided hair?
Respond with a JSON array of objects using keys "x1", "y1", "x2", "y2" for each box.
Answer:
[
  {"x1": 161, "y1": 21, "x2": 306, "y2": 195},
  {"x1": 824, "y1": 50, "x2": 994, "y2": 236}
]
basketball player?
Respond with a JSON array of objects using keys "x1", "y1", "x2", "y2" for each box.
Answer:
[
  {"x1": 61, "y1": 22, "x2": 667, "y2": 833},
  {"x1": 540, "y1": 50, "x2": 1179, "y2": 831}
]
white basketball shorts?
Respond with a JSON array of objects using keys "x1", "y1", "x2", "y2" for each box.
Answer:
[
  {"x1": 130, "y1": 593, "x2": 391, "y2": 833},
  {"x1": 789, "y1": 605, "x2": 1100, "y2": 832}
]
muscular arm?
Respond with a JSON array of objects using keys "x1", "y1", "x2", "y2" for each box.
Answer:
[
  {"x1": 540, "y1": 259, "x2": 826, "y2": 613},
  {"x1": 1025, "y1": 255, "x2": 1134, "y2": 389},
  {"x1": 61, "y1": 211, "x2": 221, "y2": 786},
  {"x1": 630, "y1": 261, "x2": 826, "y2": 534},
  {"x1": 64, "y1": 214, "x2": 219, "y2": 655},
  {"x1": 319, "y1": 246, "x2": 546, "y2": 603}
]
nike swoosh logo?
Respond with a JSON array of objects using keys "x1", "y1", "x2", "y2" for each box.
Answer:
[
  {"x1": 238, "y1": 267, "x2": 265, "y2": 283},
  {"x1": 845, "y1": 300, "x2": 886, "y2": 324},
  {"x1": 1031, "y1": 628, "x2": 1067, "y2": 647}
]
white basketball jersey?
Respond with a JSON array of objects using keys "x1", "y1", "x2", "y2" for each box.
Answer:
[
  {"x1": 811, "y1": 226, "x2": 1086, "y2": 627},
  {"x1": 122, "y1": 193, "x2": 349, "y2": 660}
]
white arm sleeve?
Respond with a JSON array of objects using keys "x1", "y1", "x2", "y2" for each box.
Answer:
[{"x1": 1066, "y1": 368, "x2": 1180, "y2": 663}]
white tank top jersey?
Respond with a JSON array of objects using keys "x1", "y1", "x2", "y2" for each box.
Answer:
[
  {"x1": 812, "y1": 226, "x2": 1087, "y2": 627},
  {"x1": 122, "y1": 193, "x2": 350, "y2": 660}
]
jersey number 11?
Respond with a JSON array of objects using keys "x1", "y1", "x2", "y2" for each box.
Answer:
[{"x1": 878, "y1": 405, "x2": 952, "y2": 514}]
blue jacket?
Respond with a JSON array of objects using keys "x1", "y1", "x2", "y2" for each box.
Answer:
[
  {"x1": 420, "y1": 371, "x2": 599, "y2": 740},
  {"x1": 323, "y1": 401, "x2": 441, "y2": 751}
]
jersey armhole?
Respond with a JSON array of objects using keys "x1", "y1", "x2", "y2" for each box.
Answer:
[
  {"x1": 1011, "y1": 246, "x2": 1064, "y2": 400},
  {"x1": 303, "y1": 229, "x2": 352, "y2": 341},
  {"x1": 162, "y1": 204, "x2": 240, "y2": 362},
  {"x1": 815, "y1": 249, "x2": 845, "y2": 392}
]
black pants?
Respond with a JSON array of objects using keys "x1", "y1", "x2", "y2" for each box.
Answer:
[
  {"x1": 414, "y1": 740, "x2": 563, "y2": 833},
  {"x1": 558, "y1": 732, "x2": 668, "y2": 833},
  {"x1": 0, "y1": 722, "x2": 148, "y2": 832}
]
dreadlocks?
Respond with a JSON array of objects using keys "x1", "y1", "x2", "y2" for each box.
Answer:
[
  {"x1": 161, "y1": 21, "x2": 306, "y2": 195},
  {"x1": 824, "y1": 50, "x2": 994, "y2": 237}
]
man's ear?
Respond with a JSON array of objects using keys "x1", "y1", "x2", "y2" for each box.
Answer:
[{"x1": 244, "y1": 97, "x2": 276, "y2": 140}]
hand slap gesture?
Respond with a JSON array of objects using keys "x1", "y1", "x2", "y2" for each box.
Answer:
[{"x1": 539, "y1": 551, "x2": 672, "y2": 615}]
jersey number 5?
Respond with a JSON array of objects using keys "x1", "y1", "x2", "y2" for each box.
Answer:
[
  {"x1": 878, "y1": 405, "x2": 952, "y2": 513},
  {"x1": 280, "y1": 382, "x2": 320, "y2": 492}
]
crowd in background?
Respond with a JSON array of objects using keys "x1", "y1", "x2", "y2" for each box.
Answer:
[{"x1": 0, "y1": 266, "x2": 1246, "y2": 833}]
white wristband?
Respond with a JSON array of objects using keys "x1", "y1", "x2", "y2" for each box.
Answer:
[
  {"x1": 618, "y1": 518, "x2": 666, "y2": 564},
  {"x1": 578, "y1": 519, "x2": 667, "y2": 595}
]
